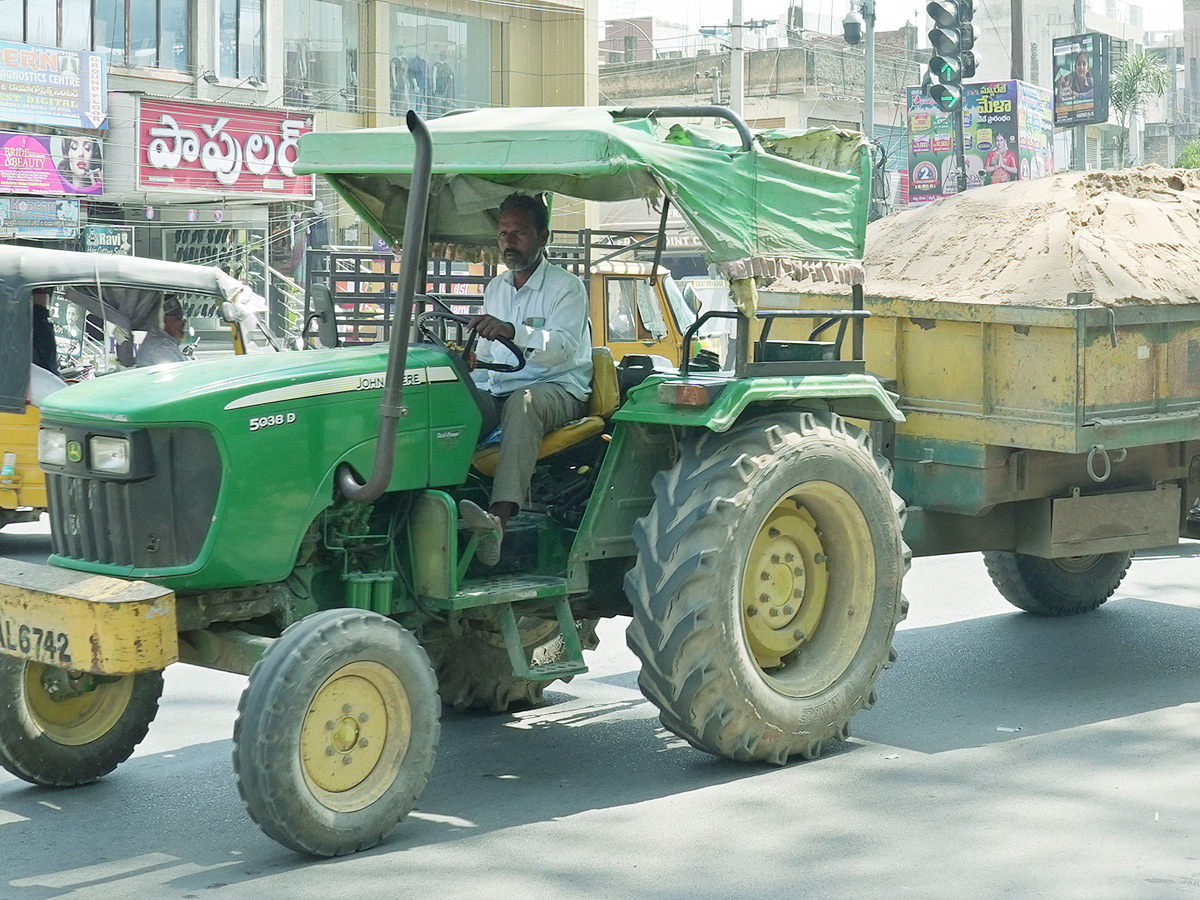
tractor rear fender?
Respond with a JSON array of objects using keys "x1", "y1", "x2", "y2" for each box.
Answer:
[{"x1": 612, "y1": 373, "x2": 904, "y2": 432}]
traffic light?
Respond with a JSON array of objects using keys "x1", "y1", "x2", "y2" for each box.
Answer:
[{"x1": 924, "y1": 0, "x2": 977, "y2": 112}]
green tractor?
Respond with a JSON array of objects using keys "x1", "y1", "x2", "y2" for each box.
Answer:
[{"x1": 0, "y1": 106, "x2": 907, "y2": 856}]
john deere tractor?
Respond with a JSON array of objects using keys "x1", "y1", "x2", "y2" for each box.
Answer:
[{"x1": 0, "y1": 107, "x2": 907, "y2": 856}]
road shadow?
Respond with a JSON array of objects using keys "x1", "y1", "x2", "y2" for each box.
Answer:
[{"x1": 856, "y1": 595, "x2": 1200, "y2": 754}]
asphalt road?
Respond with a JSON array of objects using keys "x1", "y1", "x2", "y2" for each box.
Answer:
[{"x1": 1, "y1": 517, "x2": 1198, "y2": 900}]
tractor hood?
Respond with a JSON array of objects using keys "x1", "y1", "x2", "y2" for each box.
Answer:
[
  {"x1": 296, "y1": 106, "x2": 870, "y2": 286},
  {"x1": 38, "y1": 344, "x2": 457, "y2": 426}
]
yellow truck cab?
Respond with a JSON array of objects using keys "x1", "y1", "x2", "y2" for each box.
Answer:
[{"x1": 588, "y1": 259, "x2": 700, "y2": 364}]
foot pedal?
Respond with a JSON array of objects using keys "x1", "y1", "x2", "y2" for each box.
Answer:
[{"x1": 497, "y1": 597, "x2": 588, "y2": 681}]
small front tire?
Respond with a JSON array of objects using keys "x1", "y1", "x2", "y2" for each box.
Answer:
[
  {"x1": 982, "y1": 550, "x2": 1132, "y2": 616},
  {"x1": 0, "y1": 658, "x2": 163, "y2": 786},
  {"x1": 233, "y1": 610, "x2": 441, "y2": 857}
]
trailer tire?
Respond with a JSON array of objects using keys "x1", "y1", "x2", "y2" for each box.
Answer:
[
  {"x1": 0, "y1": 659, "x2": 163, "y2": 786},
  {"x1": 982, "y1": 550, "x2": 1132, "y2": 616},
  {"x1": 423, "y1": 617, "x2": 599, "y2": 713},
  {"x1": 625, "y1": 411, "x2": 909, "y2": 764},
  {"x1": 233, "y1": 609, "x2": 440, "y2": 857}
]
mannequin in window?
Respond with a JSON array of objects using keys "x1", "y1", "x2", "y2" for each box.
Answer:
[
  {"x1": 409, "y1": 51, "x2": 427, "y2": 115},
  {"x1": 431, "y1": 52, "x2": 454, "y2": 116},
  {"x1": 390, "y1": 51, "x2": 409, "y2": 116}
]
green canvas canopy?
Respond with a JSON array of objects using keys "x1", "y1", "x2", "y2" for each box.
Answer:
[{"x1": 296, "y1": 106, "x2": 870, "y2": 285}]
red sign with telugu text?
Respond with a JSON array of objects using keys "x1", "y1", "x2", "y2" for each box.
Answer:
[{"x1": 137, "y1": 97, "x2": 314, "y2": 198}]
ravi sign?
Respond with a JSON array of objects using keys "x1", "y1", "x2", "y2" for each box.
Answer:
[{"x1": 138, "y1": 98, "x2": 314, "y2": 199}]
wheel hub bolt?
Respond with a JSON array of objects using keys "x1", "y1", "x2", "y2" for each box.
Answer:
[
  {"x1": 747, "y1": 607, "x2": 759, "y2": 617},
  {"x1": 814, "y1": 553, "x2": 827, "y2": 564},
  {"x1": 785, "y1": 553, "x2": 796, "y2": 563},
  {"x1": 793, "y1": 589, "x2": 803, "y2": 599},
  {"x1": 768, "y1": 608, "x2": 780, "y2": 617},
  {"x1": 771, "y1": 554, "x2": 781, "y2": 564},
  {"x1": 793, "y1": 630, "x2": 806, "y2": 641},
  {"x1": 359, "y1": 739, "x2": 369, "y2": 749},
  {"x1": 326, "y1": 720, "x2": 335, "y2": 731},
  {"x1": 760, "y1": 572, "x2": 771, "y2": 581},
  {"x1": 793, "y1": 567, "x2": 803, "y2": 577},
  {"x1": 783, "y1": 606, "x2": 794, "y2": 616},
  {"x1": 342, "y1": 704, "x2": 353, "y2": 714},
  {"x1": 359, "y1": 713, "x2": 369, "y2": 723},
  {"x1": 759, "y1": 593, "x2": 770, "y2": 603},
  {"x1": 769, "y1": 527, "x2": 781, "y2": 538},
  {"x1": 342, "y1": 755, "x2": 353, "y2": 765},
  {"x1": 326, "y1": 746, "x2": 335, "y2": 757}
]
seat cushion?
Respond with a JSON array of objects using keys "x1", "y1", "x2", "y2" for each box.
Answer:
[{"x1": 471, "y1": 415, "x2": 605, "y2": 476}]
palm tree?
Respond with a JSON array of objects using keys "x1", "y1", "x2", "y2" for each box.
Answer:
[{"x1": 1110, "y1": 50, "x2": 1170, "y2": 168}]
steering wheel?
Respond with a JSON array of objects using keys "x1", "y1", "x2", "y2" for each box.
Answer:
[{"x1": 413, "y1": 309, "x2": 526, "y2": 373}]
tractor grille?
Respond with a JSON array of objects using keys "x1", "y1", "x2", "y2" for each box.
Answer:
[{"x1": 47, "y1": 428, "x2": 221, "y2": 569}]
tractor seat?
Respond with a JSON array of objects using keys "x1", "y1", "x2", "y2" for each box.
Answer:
[{"x1": 471, "y1": 347, "x2": 620, "y2": 476}]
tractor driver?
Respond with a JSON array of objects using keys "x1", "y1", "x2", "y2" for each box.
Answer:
[{"x1": 458, "y1": 192, "x2": 593, "y2": 566}]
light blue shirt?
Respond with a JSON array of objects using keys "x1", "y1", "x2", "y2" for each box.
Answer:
[
  {"x1": 473, "y1": 257, "x2": 592, "y2": 401},
  {"x1": 137, "y1": 329, "x2": 186, "y2": 367}
]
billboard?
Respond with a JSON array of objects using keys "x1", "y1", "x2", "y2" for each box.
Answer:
[
  {"x1": 82, "y1": 225, "x2": 133, "y2": 255},
  {"x1": 1052, "y1": 32, "x2": 1110, "y2": 127},
  {"x1": 0, "y1": 132, "x2": 102, "y2": 195},
  {"x1": 138, "y1": 98, "x2": 315, "y2": 199},
  {"x1": 0, "y1": 42, "x2": 107, "y2": 129},
  {"x1": 906, "y1": 80, "x2": 1054, "y2": 205},
  {"x1": 0, "y1": 196, "x2": 79, "y2": 239}
]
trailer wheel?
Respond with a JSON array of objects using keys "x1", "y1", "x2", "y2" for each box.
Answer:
[
  {"x1": 625, "y1": 411, "x2": 909, "y2": 764},
  {"x1": 233, "y1": 609, "x2": 440, "y2": 857},
  {"x1": 982, "y1": 550, "x2": 1132, "y2": 616},
  {"x1": 0, "y1": 659, "x2": 163, "y2": 786},
  {"x1": 423, "y1": 617, "x2": 599, "y2": 712}
]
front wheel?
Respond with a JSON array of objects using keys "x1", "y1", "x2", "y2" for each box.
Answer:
[
  {"x1": 0, "y1": 658, "x2": 163, "y2": 786},
  {"x1": 982, "y1": 550, "x2": 1132, "y2": 616},
  {"x1": 233, "y1": 610, "x2": 441, "y2": 857},
  {"x1": 625, "y1": 411, "x2": 909, "y2": 765}
]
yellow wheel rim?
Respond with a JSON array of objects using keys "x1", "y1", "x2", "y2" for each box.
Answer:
[
  {"x1": 300, "y1": 661, "x2": 412, "y2": 812},
  {"x1": 23, "y1": 663, "x2": 134, "y2": 746},
  {"x1": 740, "y1": 481, "x2": 875, "y2": 695}
]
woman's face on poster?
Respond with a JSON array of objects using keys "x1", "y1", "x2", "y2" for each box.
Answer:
[{"x1": 67, "y1": 139, "x2": 95, "y2": 175}]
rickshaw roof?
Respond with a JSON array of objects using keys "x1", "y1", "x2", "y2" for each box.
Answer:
[
  {"x1": 296, "y1": 106, "x2": 870, "y2": 284},
  {"x1": 0, "y1": 244, "x2": 249, "y2": 297}
]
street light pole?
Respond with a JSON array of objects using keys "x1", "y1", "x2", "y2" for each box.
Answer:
[
  {"x1": 731, "y1": 0, "x2": 744, "y2": 116},
  {"x1": 863, "y1": 0, "x2": 875, "y2": 140}
]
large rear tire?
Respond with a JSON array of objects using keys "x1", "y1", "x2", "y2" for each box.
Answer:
[
  {"x1": 625, "y1": 411, "x2": 909, "y2": 764},
  {"x1": 982, "y1": 550, "x2": 1132, "y2": 616},
  {"x1": 233, "y1": 610, "x2": 440, "y2": 857},
  {"x1": 423, "y1": 616, "x2": 599, "y2": 712},
  {"x1": 0, "y1": 659, "x2": 163, "y2": 786}
]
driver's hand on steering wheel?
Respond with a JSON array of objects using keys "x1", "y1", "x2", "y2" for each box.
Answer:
[{"x1": 468, "y1": 314, "x2": 516, "y2": 342}]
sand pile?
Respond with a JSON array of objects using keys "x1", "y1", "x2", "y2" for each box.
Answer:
[{"x1": 777, "y1": 166, "x2": 1200, "y2": 306}]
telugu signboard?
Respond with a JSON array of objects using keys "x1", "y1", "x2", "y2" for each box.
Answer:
[
  {"x1": 0, "y1": 42, "x2": 107, "y2": 129},
  {"x1": 0, "y1": 196, "x2": 79, "y2": 239},
  {"x1": 1052, "y1": 33, "x2": 1110, "y2": 127},
  {"x1": 906, "y1": 80, "x2": 1054, "y2": 205},
  {"x1": 137, "y1": 98, "x2": 315, "y2": 199},
  {"x1": 0, "y1": 132, "x2": 102, "y2": 195}
]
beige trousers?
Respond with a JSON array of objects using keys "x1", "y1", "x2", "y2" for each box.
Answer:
[{"x1": 477, "y1": 383, "x2": 585, "y2": 509}]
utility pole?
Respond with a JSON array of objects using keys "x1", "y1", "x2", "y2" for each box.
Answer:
[
  {"x1": 1072, "y1": 0, "x2": 1086, "y2": 170},
  {"x1": 1010, "y1": 0, "x2": 1024, "y2": 81},
  {"x1": 731, "y1": 0, "x2": 744, "y2": 116},
  {"x1": 863, "y1": 0, "x2": 875, "y2": 140}
]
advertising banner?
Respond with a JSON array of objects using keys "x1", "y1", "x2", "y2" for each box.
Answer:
[
  {"x1": 0, "y1": 42, "x2": 107, "y2": 129},
  {"x1": 138, "y1": 98, "x2": 315, "y2": 199},
  {"x1": 0, "y1": 196, "x2": 79, "y2": 239},
  {"x1": 906, "y1": 80, "x2": 1054, "y2": 206},
  {"x1": 0, "y1": 132, "x2": 102, "y2": 195},
  {"x1": 82, "y1": 224, "x2": 133, "y2": 255},
  {"x1": 1052, "y1": 33, "x2": 1110, "y2": 127}
]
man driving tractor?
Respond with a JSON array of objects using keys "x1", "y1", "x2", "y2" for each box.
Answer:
[{"x1": 458, "y1": 192, "x2": 593, "y2": 565}]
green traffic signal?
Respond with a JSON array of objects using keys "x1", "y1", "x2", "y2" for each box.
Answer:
[{"x1": 929, "y1": 83, "x2": 962, "y2": 111}]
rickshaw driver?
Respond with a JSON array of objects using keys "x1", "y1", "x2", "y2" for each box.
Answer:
[
  {"x1": 457, "y1": 192, "x2": 593, "y2": 566},
  {"x1": 137, "y1": 296, "x2": 189, "y2": 366}
]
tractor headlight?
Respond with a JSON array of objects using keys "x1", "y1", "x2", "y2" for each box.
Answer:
[
  {"x1": 37, "y1": 429, "x2": 67, "y2": 467},
  {"x1": 89, "y1": 435, "x2": 131, "y2": 476}
]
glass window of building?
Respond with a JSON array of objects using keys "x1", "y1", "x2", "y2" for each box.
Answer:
[
  {"x1": 8, "y1": 1, "x2": 190, "y2": 71},
  {"x1": 284, "y1": 0, "x2": 360, "y2": 112},
  {"x1": 218, "y1": 0, "x2": 262, "y2": 79},
  {"x1": 390, "y1": 5, "x2": 491, "y2": 118}
]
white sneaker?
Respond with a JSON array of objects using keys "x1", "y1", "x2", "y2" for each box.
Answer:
[{"x1": 459, "y1": 499, "x2": 503, "y2": 566}]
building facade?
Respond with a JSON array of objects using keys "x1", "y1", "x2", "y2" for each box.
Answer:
[{"x1": 0, "y1": 0, "x2": 597, "y2": 282}]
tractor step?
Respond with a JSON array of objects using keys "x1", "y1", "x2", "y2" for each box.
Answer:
[
  {"x1": 422, "y1": 574, "x2": 568, "y2": 612},
  {"x1": 497, "y1": 596, "x2": 588, "y2": 682}
]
